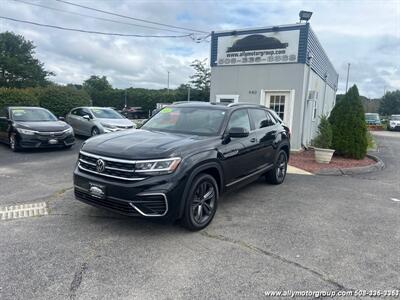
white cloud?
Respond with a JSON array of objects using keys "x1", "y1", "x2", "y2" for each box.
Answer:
[{"x1": 1, "y1": 0, "x2": 399, "y2": 98}]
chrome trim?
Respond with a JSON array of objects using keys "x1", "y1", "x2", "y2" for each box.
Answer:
[
  {"x1": 80, "y1": 151, "x2": 136, "y2": 164},
  {"x1": 225, "y1": 164, "x2": 273, "y2": 187},
  {"x1": 79, "y1": 158, "x2": 135, "y2": 173},
  {"x1": 79, "y1": 158, "x2": 95, "y2": 166},
  {"x1": 129, "y1": 193, "x2": 168, "y2": 217},
  {"x1": 78, "y1": 164, "x2": 145, "y2": 181}
]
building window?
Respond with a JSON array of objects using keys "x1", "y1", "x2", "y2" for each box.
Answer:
[
  {"x1": 269, "y1": 95, "x2": 285, "y2": 120},
  {"x1": 216, "y1": 94, "x2": 239, "y2": 103}
]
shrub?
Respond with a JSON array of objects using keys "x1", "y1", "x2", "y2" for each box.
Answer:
[
  {"x1": 312, "y1": 115, "x2": 333, "y2": 149},
  {"x1": 329, "y1": 85, "x2": 368, "y2": 159},
  {"x1": 37, "y1": 86, "x2": 91, "y2": 117},
  {"x1": 0, "y1": 87, "x2": 39, "y2": 109}
]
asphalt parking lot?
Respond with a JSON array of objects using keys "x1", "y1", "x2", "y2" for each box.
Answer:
[{"x1": 0, "y1": 133, "x2": 399, "y2": 299}]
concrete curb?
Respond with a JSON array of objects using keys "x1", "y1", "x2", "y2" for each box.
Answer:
[{"x1": 315, "y1": 154, "x2": 385, "y2": 176}]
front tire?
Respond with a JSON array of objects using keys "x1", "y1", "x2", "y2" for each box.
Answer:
[
  {"x1": 181, "y1": 174, "x2": 219, "y2": 231},
  {"x1": 9, "y1": 133, "x2": 19, "y2": 152},
  {"x1": 266, "y1": 150, "x2": 288, "y2": 185},
  {"x1": 91, "y1": 127, "x2": 100, "y2": 137}
]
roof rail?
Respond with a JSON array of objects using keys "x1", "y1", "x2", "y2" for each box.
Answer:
[
  {"x1": 227, "y1": 102, "x2": 265, "y2": 108},
  {"x1": 172, "y1": 101, "x2": 210, "y2": 105}
]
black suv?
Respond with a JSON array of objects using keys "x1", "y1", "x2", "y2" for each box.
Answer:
[{"x1": 74, "y1": 102, "x2": 290, "y2": 230}]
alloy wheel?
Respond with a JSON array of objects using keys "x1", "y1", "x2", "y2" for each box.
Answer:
[
  {"x1": 191, "y1": 180, "x2": 216, "y2": 225},
  {"x1": 276, "y1": 152, "x2": 287, "y2": 181},
  {"x1": 9, "y1": 134, "x2": 16, "y2": 151},
  {"x1": 91, "y1": 128, "x2": 99, "y2": 136}
]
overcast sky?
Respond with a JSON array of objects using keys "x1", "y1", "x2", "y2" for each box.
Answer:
[{"x1": 1, "y1": 0, "x2": 399, "y2": 98}]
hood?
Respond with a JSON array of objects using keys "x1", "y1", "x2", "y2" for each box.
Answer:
[
  {"x1": 14, "y1": 121, "x2": 70, "y2": 132},
  {"x1": 98, "y1": 118, "x2": 134, "y2": 127},
  {"x1": 82, "y1": 129, "x2": 211, "y2": 160}
]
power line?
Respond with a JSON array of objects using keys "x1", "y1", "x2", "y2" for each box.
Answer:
[
  {"x1": 55, "y1": 0, "x2": 209, "y2": 34},
  {"x1": 12, "y1": 0, "x2": 189, "y2": 34},
  {"x1": 0, "y1": 16, "x2": 194, "y2": 38}
]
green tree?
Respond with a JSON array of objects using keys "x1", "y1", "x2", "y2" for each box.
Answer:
[
  {"x1": 83, "y1": 75, "x2": 112, "y2": 100},
  {"x1": 379, "y1": 90, "x2": 400, "y2": 115},
  {"x1": 189, "y1": 59, "x2": 210, "y2": 101},
  {"x1": 329, "y1": 85, "x2": 368, "y2": 159},
  {"x1": 312, "y1": 115, "x2": 333, "y2": 149},
  {"x1": 0, "y1": 32, "x2": 53, "y2": 88}
]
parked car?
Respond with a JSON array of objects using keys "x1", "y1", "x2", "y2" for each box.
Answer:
[
  {"x1": 73, "y1": 102, "x2": 290, "y2": 230},
  {"x1": 388, "y1": 115, "x2": 400, "y2": 131},
  {"x1": 365, "y1": 113, "x2": 381, "y2": 125},
  {"x1": 0, "y1": 106, "x2": 74, "y2": 152},
  {"x1": 66, "y1": 107, "x2": 136, "y2": 137}
]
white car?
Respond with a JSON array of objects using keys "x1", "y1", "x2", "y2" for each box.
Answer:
[
  {"x1": 388, "y1": 115, "x2": 400, "y2": 131},
  {"x1": 66, "y1": 107, "x2": 136, "y2": 137}
]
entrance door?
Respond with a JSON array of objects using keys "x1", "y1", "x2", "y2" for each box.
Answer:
[{"x1": 263, "y1": 91, "x2": 292, "y2": 129}]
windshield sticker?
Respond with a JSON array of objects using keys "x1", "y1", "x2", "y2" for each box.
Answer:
[{"x1": 160, "y1": 108, "x2": 172, "y2": 113}]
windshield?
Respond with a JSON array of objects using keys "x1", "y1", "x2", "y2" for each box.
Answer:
[
  {"x1": 365, "y1": 114, "x2": 379, "y2": 120},
  {"x1": 11, "y1": 108, "x2": 57, "y2": 122},
  {"x1": 91, "y1": 108, "x2": 124, "y2": 119},
  {"x1": 391, "y1": 115, "x2": 400, "y2": 120},
  {"x1": 142, "y1": 106, "x2": 226, "y2": 136}
]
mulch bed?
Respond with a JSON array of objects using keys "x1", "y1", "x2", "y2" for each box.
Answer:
[{"x1": 289, "y1": 149, "x2": 376, "y2": 173}]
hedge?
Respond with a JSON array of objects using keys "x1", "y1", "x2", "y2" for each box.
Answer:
[
  {"x1": 0, "y1": 88, "x2": 39, "y2": 109},
  {"x1": 0, "y1": 86, "x2": 91, "y2": 117},
  {"x1": 37, "y1": 86, "x2": 91, "y2": 117}
]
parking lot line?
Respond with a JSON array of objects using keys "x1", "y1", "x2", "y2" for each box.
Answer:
[{"x1": 287, "y1": 165, "x2": 313, "y2": 175}]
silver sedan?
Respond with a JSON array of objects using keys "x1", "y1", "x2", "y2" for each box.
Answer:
[{"x1": 66, "y1": 107, "x2": 136, "y2": 137}]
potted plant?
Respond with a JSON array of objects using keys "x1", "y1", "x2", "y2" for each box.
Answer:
[{"x1": 312, "y1": 115, "x2": 335, "y2": 164}]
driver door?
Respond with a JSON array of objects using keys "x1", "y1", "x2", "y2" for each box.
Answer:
[{"x1": 219, "y1": 109, "x2": 259, "y2": 187}]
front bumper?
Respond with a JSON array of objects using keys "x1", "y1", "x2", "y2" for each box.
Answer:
[
  {"x1": 18, "y1": 132, "x2": 75, "y2": 148},
  {"x1": 389, "y1": 124, "x2": 400, "y2": 131},
  {"x1": 73, "y1": 166, "x2": 188, "y2": 221}
]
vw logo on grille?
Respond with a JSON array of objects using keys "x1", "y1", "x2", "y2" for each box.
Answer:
[{"x1": 96, "y1": 159, "x2": 106, "y2": 173}]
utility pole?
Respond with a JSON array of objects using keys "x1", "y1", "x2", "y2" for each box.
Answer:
[
  {"x1": 345, "y1": 63, "x2": 351, "y2": 93},
  {"x1": 187, "y1": 85, "x2": 191, "y2": 101},
  {"x1": 167, "y1": 71, "x2": 170, "y2": 94},
  {"x1": 124, "y1": 89, "x2": 127, "y2": 108}
]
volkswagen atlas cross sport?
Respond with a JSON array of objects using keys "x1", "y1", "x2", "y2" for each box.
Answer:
[
  {"x1": 0, "y1": 106, "x2": 75, "y2": 152},
  {"x1": 73, "y1": 102, "x2": 290, "y2": 230}
]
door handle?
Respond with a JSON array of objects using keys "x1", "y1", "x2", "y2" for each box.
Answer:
[{"x1": 250, "y1": 137, "x2": 257, "y2": 143}]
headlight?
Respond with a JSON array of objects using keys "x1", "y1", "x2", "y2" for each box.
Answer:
[
  {"x1": 101, "y1": 123, "x2": 116, "y2": 129},
  {"x1": 16, "y1": 128, "x2": 37, "y2": 135},
  {"x1": 135, "y1": 157, "x2": 181, "y2": 175},
  {"x1": 64, "y1": 127, "x2": 74, "y2": 134}
]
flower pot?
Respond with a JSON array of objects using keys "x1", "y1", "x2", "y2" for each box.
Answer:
[{"x1": 314, "y1": 147, "x2": 335, "y2": 164}]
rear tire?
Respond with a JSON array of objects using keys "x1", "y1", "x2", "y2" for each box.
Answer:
[
  {"x1": 266, "y1": 150, "x2": 288, "y2": 185},
  {"x1": 181, "y1": 173, "x2": 219, "y2": 231},
  {"x1": 9, "y1": 133, "x2": 19, "y2": 152}
]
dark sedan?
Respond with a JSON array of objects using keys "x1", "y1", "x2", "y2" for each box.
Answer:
[{"x1": 0, "y1": 106, "x2": 75, "y2": 151}]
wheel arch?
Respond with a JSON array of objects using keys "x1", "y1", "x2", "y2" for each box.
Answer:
[{"x1": 178, "y1": 161, "x2": 224, "y2": 219}]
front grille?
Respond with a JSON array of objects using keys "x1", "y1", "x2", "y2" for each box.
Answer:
[
  {"x1": 36, "y1": 131, "x2": 65, "y2": 137},
  {"x1": 74, "y1": 189, "x2": 168, "y2": 217},
  {"x1": 78, "y1": 151, "x2": 143, "y2": 181},
  {"x1": 75, "y1": 189, "x2": 138, "y2": 215},
  {"x1": 117, "y1": 125, "x2": 133, "y2": 129}
]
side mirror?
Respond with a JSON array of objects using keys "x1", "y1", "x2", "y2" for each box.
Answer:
[
  {"x1": 82, "y1": 115, "x2": 91, "y2": 120},
  {"x1": 58, "y1": 116, "x2": 65, "y2": 121},
  {"x1": 228, "y1": 127, "x2": 249, "y2": 138}
]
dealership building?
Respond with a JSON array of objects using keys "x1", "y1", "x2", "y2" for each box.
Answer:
[{"x1": 210, "y1": 22, "x2": 338, "y2": 150}]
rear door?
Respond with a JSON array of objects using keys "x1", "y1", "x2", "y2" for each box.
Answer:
[
  {"x1": 67, "y1": 108, "x2": 82, "y2": 134},
  {"x1": 249, "y1": 108, "x2": 278, "y2": 166}
]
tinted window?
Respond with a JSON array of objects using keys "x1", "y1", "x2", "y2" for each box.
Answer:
[
  {"x1": 71, "y1": 109, "x2": 81, "y2": 116},
  {"x1": 142, "y1": 107, "x2": 226, "y2": 136},
  {"x1": 250, "y1": 109, "x2": 269, "y2": 129},
  {"x1": 227, "y1": 109, "x2": 251, "y2": 132},
  {"x1": 0, "y1": 108, "x2": 7, "y2": 118}
]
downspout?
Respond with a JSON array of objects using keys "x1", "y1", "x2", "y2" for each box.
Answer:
[
  {"x1": 322, "y1": 73, "x2": 328, "y2": 115},
  {"x1": 301, "y1": 53, "x2": 313, "y2": 149}
]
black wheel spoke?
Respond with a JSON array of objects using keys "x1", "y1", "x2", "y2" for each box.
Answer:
[{"x1": 190, "y1": 179, "x2": 216, "y2": 225}]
